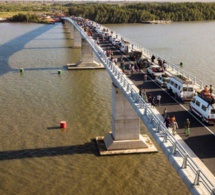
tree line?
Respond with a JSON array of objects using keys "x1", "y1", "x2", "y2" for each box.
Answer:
[
  {"x1": 0, "y1": 2, "x2": 67, "y2": 22},
  {"x1": 68, "y1": 2, "x2": 215, "y2": 23},
  {"x1": 0, "y1": 2, "x2": 214, "y2": 23}
]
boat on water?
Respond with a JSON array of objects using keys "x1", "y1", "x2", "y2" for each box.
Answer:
[
  {"x1": 141, "y1": 20, "x2": 172, "y2": 24},
  {"x1": 0, "y1": 17, "x2": 7, "y2": 22}
]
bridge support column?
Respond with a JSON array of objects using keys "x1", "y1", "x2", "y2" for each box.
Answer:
[
  {"x1": 96, "y1": 84, "x2": 158, "y2": 155},
  {"x1": 68, "y1": 37, "x2": 104, "y2": 70},
  {"x1": 63, "y1": 19, "x2": 104, "y2": 70},
  {"x1": 64, "y1": 21, "x2": 74, "y2": 39},
  {"x1": 69, "y1": 23, "x2": 74, "y2": 39},
  {"x1": 73, "y1": 27, "x2": 81, "y2": 48}
]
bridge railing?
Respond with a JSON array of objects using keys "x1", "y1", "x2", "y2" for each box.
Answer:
[
  {"x1": 64, "y1": 18, "x2": 215, "y2": 195},
  {"x1": 95, "y1": 22, "x2": 209, "y2": 90}
]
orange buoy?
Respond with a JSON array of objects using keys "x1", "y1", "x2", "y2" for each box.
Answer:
[{"x1": 60, "y1": 121, "x2": 67, "y2": 128}]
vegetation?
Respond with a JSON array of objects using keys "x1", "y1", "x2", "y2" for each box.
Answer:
[
  {"x1": 0, "y1": 2, "x2": 68, "y2": 23},
  {"x1": 68, "y1": 2, "x2": 215, "y2": 23},
  {"x1": 0, "y1": 2, "x2": 215, "y2": 23}
]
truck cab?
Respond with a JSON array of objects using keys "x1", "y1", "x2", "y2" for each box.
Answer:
[
  {"x1": 166, "y1": 75, "x2": 194, "y2": 101},
  {"x1": 120, "y1": 39, "x2": 132, "y2": 54},
  {"x1": 190, "y1": 91, "x2": 215, "y2": 124}
]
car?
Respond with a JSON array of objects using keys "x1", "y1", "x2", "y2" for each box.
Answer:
[
  {"x1": 137, "y1": 58, "x2": 150, "y2": 69},
  {"x1": 147, "y1": 65, "x2": 165, "y2": 79},
  {"x1": 129, "y1": 50, "x2": 142, "y2": 61},
  {"x1": 112, "y1": 38, "x2": 120, "y2": 46},
  {"x1": 155, "y1": 73, "x2": 170, "y2": 87}
]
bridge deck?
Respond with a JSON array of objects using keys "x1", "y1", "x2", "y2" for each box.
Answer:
[{"x1": 95, "y1": 34, "x2": 215, "y2": 176}]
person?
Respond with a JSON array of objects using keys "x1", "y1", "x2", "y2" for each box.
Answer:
[
  {"x1": 158, "y1": 58, "x2": 163, "y2": 67},
  {"x1": 204, "y1": 85, "x2": 209, "y2": 93},
  {"x1": 139, "y1": 87, "x2": 142, "y2": 96},
  {"x1": 120, "y1": 60, "x2": 124, "y2": 69},
  {"x1": 172, "y1": 120, "x2": 179, "y2": 135},
  {"x1": 151, "y1": 97, "x2": 156, "y2": 108},
  {"x1": 151, "y1": 55, "x2": 156, "y2": 63},
  {"x1": 170, "y1": 115, "x2": 175, "y2": 127},
  {"x1": 163, "y1": 108, "x2": 167, "y2": 119},
  {"x1": 209, "y1": 85, "x2": 213, "y2": 94},
  {"x1": 128, "y1": 63, "x2": 132, "y2": 74},
  {"x1": 184, "y1": 118, "x2": 190, "y2": 136},
  {"x1": 122, "y1": 64, "x2": 126, "y2": 73},
  {"x1": 142, "y1": 89, "x2": 148, "y2": 102},
  {"x1": 157, "y1": 94, "x2": 161, "y2": 106},
  {"x1": 163, "y1": 60, "x2": 167, "y2": 70},
  {"x1": 131, "y1": 63, "x2": 135, "y2": 73},
  {"x1": 163, "y1": 115, "x2": 170, "y2": 128},
  {"x1": 147, "y1": 94, "x2": 153, "y2": 106}
]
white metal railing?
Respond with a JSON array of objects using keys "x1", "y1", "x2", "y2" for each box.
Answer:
[
  {"x1": 95, "y1": 23, "x2": 210, "y2": 90},
  {"x1": 64, "y1": 17, "x2": 215, "y2": 195}
]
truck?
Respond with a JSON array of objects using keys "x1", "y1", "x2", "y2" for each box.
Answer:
[{"x1": 120, "y1": 39, "x2": 132, "y2": 54}]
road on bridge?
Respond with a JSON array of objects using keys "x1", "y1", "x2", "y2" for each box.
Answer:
[{"x1": 94, "y1": 32, "x2": 215, "y2": 176}]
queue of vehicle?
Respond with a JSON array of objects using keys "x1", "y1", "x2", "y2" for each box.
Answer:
[{"x1": 87, "y1": 19, "x2": 215, "y2": 126}]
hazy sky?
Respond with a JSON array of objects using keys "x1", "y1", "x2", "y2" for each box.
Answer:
[
  {"x1": 2, "y1": 0, "x2": 214, "y2": 1},
  {"x1": 55, "y1": 0, "x2": 214, "y2": 1}
]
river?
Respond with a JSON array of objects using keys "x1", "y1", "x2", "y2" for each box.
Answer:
[{"x1": 1, "y1": 21, "x2": 214, "y2": 194}]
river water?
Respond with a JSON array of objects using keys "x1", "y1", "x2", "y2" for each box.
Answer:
[{"x1": 1, "y1": 21, "x2": 214, "y2": 195}]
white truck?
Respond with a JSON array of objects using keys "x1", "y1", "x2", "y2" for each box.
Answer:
[
  {"x1": 166, "y1": 75, "x2": 195, "y2": 101},
  {"x1": 190, "y1": 91, "x2": 215, "y2": 124},
  {"x1": 120, "y1": 38, "x2": 132, "y2": 54}
]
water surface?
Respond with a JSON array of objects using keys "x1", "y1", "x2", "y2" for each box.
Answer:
[{"x1": 2, "y1": 21, "x2": 213, "y2": 194}]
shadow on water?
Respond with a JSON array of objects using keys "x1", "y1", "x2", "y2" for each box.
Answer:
[
  {"x1": 0, "y1": 140, "x2": 99, "y2": 161},
  {"x1": 0, "y1": 24, "x2": 57, "y2": 76},
  {"x1": 47, "y1": 126, "x2": 62, "y2": 130}
]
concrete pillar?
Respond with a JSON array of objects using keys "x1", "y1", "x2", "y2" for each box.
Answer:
[
  {"x1": 81, "y1": 38, "x2": 94, "y2": 64},
  {"x1": 70, "y1": 23, "x2": 74, "y2": 39},
  {"x1": 102, "y1": 84, "x2": 152, "y2": 152},
  {"x1": 111, "y1": 85, "x2": 139, "y2": 140},
  {"x1": 74, "y1": 27, "x2": 81, "y2": 48}
]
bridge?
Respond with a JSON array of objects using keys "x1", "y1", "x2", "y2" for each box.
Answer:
[{"x1": 62, "y1": 17, "x2": 215, "y2": 195}]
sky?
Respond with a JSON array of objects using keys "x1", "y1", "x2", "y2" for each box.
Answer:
[{"x1": 1, "y1": 0, "x2": 215, "y2": 1}]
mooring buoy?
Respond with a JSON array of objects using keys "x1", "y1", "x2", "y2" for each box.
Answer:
[{"x1": 60, "y1": 121, "x2": 67, "y2": 129}]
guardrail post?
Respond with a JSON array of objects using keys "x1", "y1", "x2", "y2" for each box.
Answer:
[
  {"x1": 156, "y1": 122, "x2": 160, "y2": 133},
  {"x1": 163, "y1": 131, "x2": 168, "y2": 143},
  {"x1": 150, "y1": 115, "x2": 153, "y2": 123},
  {"x1": 140, "y1": 100, "x2": 144, "y2": 109},
  {"x1": 144, "y1": 106, "x2": 147, "y2": 115},
  {"x1": 194, "y1": 169, "x2": 200, "y2": 185},
  {"x1": 126, "y1": 85, "x2": 129, "y2": 92},
  {"x1": 193, "y1": 78, "x2": 196, "y2": 85},
  {"x1": 182, "y1": 154, "x2": 188, "y2": 169},
  {"x1": 123, "y1": 80, "x2": 126, "y2": 88},
  {"x1": 211, "y1": 187, "x2": 215, "y2": 195},
  {"x1": 131, "y1": 91, "x2": 134, "y2": 100},
  {"x1": 172, "y1": 142, "x2": 177, "y2": 154}
]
